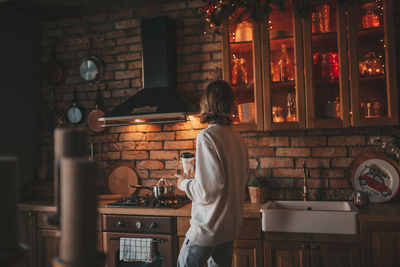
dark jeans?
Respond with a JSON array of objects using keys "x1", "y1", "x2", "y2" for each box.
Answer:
[{"x1": 177, "y1": 237, "x2": 234, "y2": 267}]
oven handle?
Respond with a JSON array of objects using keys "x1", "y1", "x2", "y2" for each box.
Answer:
[{"x1": 108, "y1": 236, "x2": 167, "y2": 243}]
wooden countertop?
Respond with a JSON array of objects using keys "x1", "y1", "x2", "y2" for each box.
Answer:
[
  {"x1": 18, "y1": 200, "x2": 400, "y2": 221},
  {"x1": 18, "y1": 200, "x2": 264, "y2": 219},
  {"x1": 357, "y1": 201, "x2": 400, "y2": 222}
]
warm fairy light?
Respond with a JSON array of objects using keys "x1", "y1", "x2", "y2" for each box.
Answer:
[{"x1": 135, "y1": 119, "x2": 144, "y2": 123}]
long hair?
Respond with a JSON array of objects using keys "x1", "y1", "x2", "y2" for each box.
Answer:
[{"x1": 200, "y1": 80, "x2": 234, "y2": 125}]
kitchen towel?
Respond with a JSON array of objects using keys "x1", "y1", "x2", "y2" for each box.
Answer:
[{"x1": 119, "y1": 237, "x2": 154, "y2": 263}]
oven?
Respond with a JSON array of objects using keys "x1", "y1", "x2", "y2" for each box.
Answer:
[{"x1": 102, "y1": 214, "x2": 178, "y2": 267}]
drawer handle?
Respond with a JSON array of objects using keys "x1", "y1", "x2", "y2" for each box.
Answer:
[{"x1": 117, "y1": 220, "x2": 125, "y2": 227}]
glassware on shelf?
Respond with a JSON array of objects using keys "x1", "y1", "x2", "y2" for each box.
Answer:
[
  {"x1": 238, "y1": 102, "x2": 255, "y2": 123},
  {"x1": 278, "y1": 44, "x2": 294, "y2": 81},
  {"x1": 360, "y1": 99, "x2": 382, "y2": 118},
  {"x1": 362, "y1": 1, "x2": 381, "y2": 29},
  {"x1": 286, "y1": 92, "x2": 297, "y2": 122},
  {"x1": 325, "y1": 97, "x2": 341, "y2": 119},
  {"x1": 312, "y1": 4, "x2": 330, "y2": 33},
  {"x1": 271, "y1": 62, "x2": 280, "y2": 82},
  {"x1": 314, "y1": 52, "x2": 339, "y2": 79},
  {"x1": 235, "y1": 21, "x2": 253, "y2": 42},
  {"x1": 359, "y1": 51, "x2": 385, "y2": 76},
  {"x1": 272, "y1": 106, "x2": 285, "y2": 123},
  {"x1": 232, "y1": 56, "x2": 248, "y2": 85}
]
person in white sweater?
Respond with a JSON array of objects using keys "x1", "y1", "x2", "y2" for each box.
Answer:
[{"x1": 175, "y1": 80, "x2": 250, "y2": 267}]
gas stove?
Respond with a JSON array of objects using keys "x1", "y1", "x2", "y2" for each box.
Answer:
[{"x1": 105, "y1": 194, "x2": 191, "y2": 209}]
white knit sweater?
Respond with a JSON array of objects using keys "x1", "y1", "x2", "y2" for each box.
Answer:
[{"x1": 179, "y1": 124, "x2": 249, "y2": 246}]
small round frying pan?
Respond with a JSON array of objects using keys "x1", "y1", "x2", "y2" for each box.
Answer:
[{"x1": 87, "y1": 88, "x2": 107, "y2": 133}]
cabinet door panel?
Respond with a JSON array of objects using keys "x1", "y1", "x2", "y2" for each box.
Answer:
[
  {"x1": 348, "y1": 0, "x2": 398, "y2": 127},
  {"x1": 262, "y1": 3, "x2": 306, "y2": 131},
  {"x1": 264, "y1": 241, "x2": 309, "y2": 267},
  {"x1": 37, "y1": 229, "x2": 60, "y2": 267},
  {"x1": 16, "y1": 211, "x2": 36, "y2": 267},
  {"x1": 303, "y1": 1, "x2": 350, "y2": 128},
  {"x1": 361, "y1": 221, "x2": 400, "y2": 267},
  {"x1": 312, "y1": 242, "x2": 360, "y2": 267},
  {"x1": 233, "y1": 239, "x2": 262, "y2": 267},
  {"x1": 222, "y1": 9, "x2": 263, "y2": 130}
]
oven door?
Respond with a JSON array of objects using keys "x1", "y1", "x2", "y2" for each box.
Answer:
[{"x1": 103, "y1": 232, "x2": 177, "y2": 267}]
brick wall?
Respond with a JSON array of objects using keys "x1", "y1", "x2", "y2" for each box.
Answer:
[{"x1": 40, "y1": 0, "x2": 400, "y2": 201}]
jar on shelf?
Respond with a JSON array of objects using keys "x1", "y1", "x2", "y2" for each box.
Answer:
[
  {"x1": 359, "y1": 51, "x2": 384, "y2": 76},
  {"x1": 238, "y1": 102, "x2": 255, "y2": 123},
  {"x1": 232, "y1": 56, "x2": 248, "y2": 85},
  {"x1": 362, "y1": 1, "x2": 381, "y2": 29},
  {"x1": 325, "y1": 97, "x2": 340, "y2": 119},
  {"x1": 235, "y1": 21, "x2": 252, "y2": 42},
  {"x1": 360, "y1": 99, "x2": 382, "y2": 118},
  {"x1": 272, "y1": 106, "x2": 285, "y2": 123}
]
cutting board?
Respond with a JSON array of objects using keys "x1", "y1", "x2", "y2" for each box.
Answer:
[{"x1": 107, "y1": 166, "x2": 138, "y2": 197}]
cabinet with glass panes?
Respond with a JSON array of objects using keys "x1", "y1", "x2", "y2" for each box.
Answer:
[{"x1": 221, "y1": 0, "x2": 398, "y2": 130}]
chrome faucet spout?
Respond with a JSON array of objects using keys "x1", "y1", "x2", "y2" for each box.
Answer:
[{"x1": 302, "y1": 160, "x2": 310, "y2": 201}]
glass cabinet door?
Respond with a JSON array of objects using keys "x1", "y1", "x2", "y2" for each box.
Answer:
[
  {"x1": 222, "y1": 9, "x2": 263, "y2": 130},
  {"x1": 348, "y1": 0, "x2": 398, "y2": 126},
  {"x1": 262, "y1": 3, "x2": 306, "y2": 130},
  {"x1": 303, "y1": 0, "x2": 350, "y2": 128}
]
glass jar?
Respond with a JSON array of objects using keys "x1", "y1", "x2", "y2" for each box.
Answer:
[
  {"x1": 362, "y1": 2, "x2": 381, "y2": 29},
  {"x1": 272, "y1": 106, "x2": 285, "y2": 123}
]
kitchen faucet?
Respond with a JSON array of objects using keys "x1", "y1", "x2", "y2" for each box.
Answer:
[{"x1": 302, "y1": 160, "x2": 310, "y2": 201}]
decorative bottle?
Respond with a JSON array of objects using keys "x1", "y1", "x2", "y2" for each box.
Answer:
[{"x1": 278, "y1": 44, "x2": 293, "y2": 81}]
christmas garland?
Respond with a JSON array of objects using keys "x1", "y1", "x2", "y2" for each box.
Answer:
[{"x1": 198, "y1": 0, "x2": 349, "y2": 34}]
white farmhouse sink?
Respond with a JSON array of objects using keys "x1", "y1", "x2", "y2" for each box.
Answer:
[{"x1": 261, "y1": 201, "x2": 358, "y2": 235}]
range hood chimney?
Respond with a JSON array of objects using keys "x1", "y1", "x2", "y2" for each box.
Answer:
[{"x1": 99, "y1": 16, "x2": 197, "y2": 127}]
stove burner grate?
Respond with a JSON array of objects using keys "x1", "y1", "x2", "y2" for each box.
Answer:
[{"x1": 105, "y1": 194, "x2": 191, "y2": 209}]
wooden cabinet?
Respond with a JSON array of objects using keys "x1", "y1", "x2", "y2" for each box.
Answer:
[
  {"x1": 222, "y1": 0, "x2": 398, "y2": 130},
  {"x1": 17, "y1": 210, "x2": 103, "y2": 267},
  {"x1": 263, "y1": 233, "x2": 360, "y2": 267},
  {"x1": 16, "y1": 211, "x2": 36, "y2": 267},
  {"x1": 35, "y1": 212, "x2": 60, "y2": 267},
  {"x1": 360, "y1": 221, "x2": 400, "y2": 267},
  {"x1": 232, "y1": 239, "x2": 263, "y2": 267},
  {"x1": 36, "y1": 229, "x2": 59, "y2": 267},
  {"x1": 177, "y1": 217, "x2": 263, "y2": 267},
  {"x1": 264, "y1": 241, "x2": 310, "y2": 267}
]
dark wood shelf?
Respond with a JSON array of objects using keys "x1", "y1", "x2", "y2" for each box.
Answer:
[
  {"x1": 230, "y1": 42, "x2": 253, "y2": 54},
  {"x1": 232, "y1": 83, "x2": 254, "y2": 103},
  {"x1": 311, "y1": 32, "x2": 338, "y2": 51},
  {"x1": 271, "y1": 81, "x2": 296, "y2": 91},
  {"x1": 314, "y1": 78, "x2": 339, "y2": 83},
  {"x1": 357, "y1": 27, "x2": 384, "y2": 40},
  {"x1": 269, "y1": 38, "x2": 294, "y2": 52},
  {"x1": 359, "y1": 74, "x2": 386, "y2": 81}
]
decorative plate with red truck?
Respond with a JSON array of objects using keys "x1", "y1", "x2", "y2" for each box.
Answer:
[{"x1": 349, "y1": 152, "x2": 400, "y2": 203}]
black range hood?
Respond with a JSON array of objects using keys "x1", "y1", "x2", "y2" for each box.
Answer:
[{"x1": 99, "y1": 16, "x2": 197, "y2": 126}]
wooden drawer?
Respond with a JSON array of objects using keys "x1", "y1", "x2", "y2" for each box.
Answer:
[
  {"x1": 102, "y1": 214, "x2": 176, "y2": 234},
  {"x1": 177, "y1": 217, "x2": 261, "y2": 239}
]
